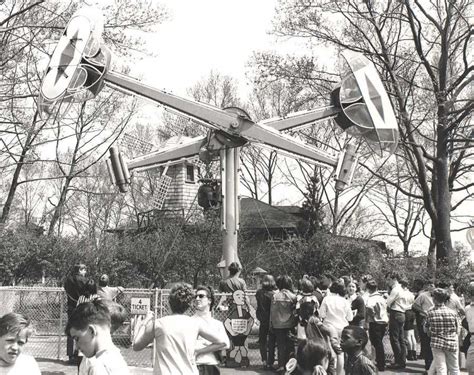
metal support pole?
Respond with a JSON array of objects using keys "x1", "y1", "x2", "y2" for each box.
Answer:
[
  {"x1": 221, "y1": 147, "x2": 240, "y2": 278},
  {"x1": 153, "y1": 288, "x2": 158, "y2": 367}
]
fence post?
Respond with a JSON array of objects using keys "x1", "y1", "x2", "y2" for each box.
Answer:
[
  {"x1": 159, "y1": 289, "x2": 164, "y2": 318},
  {"x1": 152, "y1": 288, "x2": 159, "y2": 368},
  {"x1": 57, "y1": 290, "x2": 64, "y2": 360}
]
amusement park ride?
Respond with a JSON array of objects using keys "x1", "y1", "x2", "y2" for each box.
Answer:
[{"x1": 38, "y1": 8, "x2": 399, "y2": 277}]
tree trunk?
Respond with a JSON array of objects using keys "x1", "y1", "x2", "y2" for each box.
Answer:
[
  {"x1": 0, "y1": 129, "x2": 35, "y2": 224},
  {"x1": 427, "y1": 229, "x2": 437, "y2": 273},
  {"x1": 403, "y1": 242, "x2": 409, "y2": 258},
  {"x1": 434, "y1": 118, "x2": 453, "y2": 263},
  {"x1": 267, "y1": 173, "x2": 272, "y2": 205},
  {"x1": 0, "y1": 151, "x2": 26, "y2": 224},
  {"x1": 48, "y1": 176, "x2": 73, "y2": 235}
]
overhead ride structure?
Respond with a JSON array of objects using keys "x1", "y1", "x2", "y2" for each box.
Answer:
[{"x1": 38, "y1": 8, "x2": 399, "y2": 276}]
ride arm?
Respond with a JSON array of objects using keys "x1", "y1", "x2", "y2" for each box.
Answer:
[
  {"x1": 127, "y1": 136, "x2": 206, "y2": 172},
  {"x1": 260, "y1": 106, "x2": 340, "y2": 132},
  {"x1": 104, "y1": 71, "x2": 244, "y2": 135},
  {"x1": 239, "y1": 122, "x2": 338, "y2": 168}
]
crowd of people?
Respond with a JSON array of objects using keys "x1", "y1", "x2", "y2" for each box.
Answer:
[
  {"x1": 0, "y1": 263, "x2": 473, "y2": 375},
  {"x1": 255, "y1": 271, "x2": 473, "y2": 375}
]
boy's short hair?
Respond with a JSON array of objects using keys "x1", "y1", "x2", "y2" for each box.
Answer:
[
  {"x1": 435, "y1": 280, "x2": 451, "y2": 289},
  {"x1": 262, "y1": 274, "x2": 276, "y2": 291},
  {"x1": 318, "y1": 275, "x2": 332, "y2": 290},
  {"x1": 432, "y1": 288, "x2": 450, "y2": 304},
  {"x1": 276, "y1": 275, "x2": 293, "y2": 291},
  {"x1": 99, "y1": 274, "x2": 109, "y2": 287},
  {"x1": 168, "y1": 283, "x2": 194, "y2": 314},
  {"x1": 102, "y1": 300, "x2": 127, "y2": 333},
  {"x1": 366, "y1": 279, "x2": 378, "y2": 293},
  {"x1": 386, "y1": 272, "x2": 402, "y2": 281},
  {"x1": 196, "y1": 285, "x2": 216, "y2": 311},
  {"x1": 66, "y1": 299, "x2": 111, "y2": 335},
  {"x1": 297, "y1": 339, "x2": 329, "y2": 370},
  {"x1": 399, "y1": 278, "x2": 409, "y2": 288},
  {"x1": 300, "y1": 278, "x2": 314, "y2": 294},
  {"x1": 73, "y1": 263, "x2": 87, "y2": 274},
  {"x1": 0, "y1": 313, "x2": 33, "y2": 339},
  {"x1": 344, "y1": 325, "x2": 369, "y2": 349},
  {"x1": 228, "y1": 262, "x2": 240, "y2": 275},
  {"x1": 341, "y1": 276, "x2": 352, "y2": 287},
  {"x1": 329, "y1": 280, "x2": 346, "y2": 297}
]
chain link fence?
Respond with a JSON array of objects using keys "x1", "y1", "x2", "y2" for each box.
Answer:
[
  {"x1": 0, "y1": 287, "x2": 399, "y2": 369},
  {"x1": 0, "y1": 287, "x2": 264, "y2": 368}
]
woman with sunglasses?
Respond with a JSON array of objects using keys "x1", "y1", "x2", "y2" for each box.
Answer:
[
  {"x1": 133, "y1": 283, "x2": 227, "y2": 375},
  {"x1": 193, "y1": 285, "x2": 229, "y2": 375}
]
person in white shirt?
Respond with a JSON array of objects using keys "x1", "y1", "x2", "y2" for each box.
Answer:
[
  {"x1": 97, "y1": 274, "x2": 124, "y2": 301},
  {"x1": 385, "y1": 272, "x2": 408, "y2": 369},
  {"x1": 133, "y1": 283, "x2": 227, "y2": 375},
  {"x1": 365, "y1": 279, "x2": 389, "y2": 372},
  {"x1": 78, "y1": 299, "x2": 128, "y2": 375},
  {"x1": 193, "y1": 285, "x2": 230, "y2": 375},
  {"x1": 319, "y1": 279, "x2": 353, "y2": 375},
  {"x1": 66, "y1": 299, "x2": 129, "y2": 375},
  {"x1": 400, "y1": 279, "x2": 416, "y2": 361},
  {"x1": 0, "y1": 313, "x2": 40, "y2": 375}
]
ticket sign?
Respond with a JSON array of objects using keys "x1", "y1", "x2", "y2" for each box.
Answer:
[{"x1": 130, "y1": 298, "x2": 150, "y2": 315}]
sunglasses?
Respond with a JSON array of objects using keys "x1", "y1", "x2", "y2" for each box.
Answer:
[{"x1": 195, "y1": 293, "x2": 208, "y2": 299}]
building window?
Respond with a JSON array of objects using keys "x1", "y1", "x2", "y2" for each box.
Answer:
[{"x1": 186, "y1": 165, "x2": 195, "y2": 182}]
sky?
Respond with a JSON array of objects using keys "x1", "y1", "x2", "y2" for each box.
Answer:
[{"x1": 132, "y1": 0, "x2": 284, "y2": 97}]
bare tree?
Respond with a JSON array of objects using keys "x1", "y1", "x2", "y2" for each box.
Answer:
[
  {"x1": 241, "y1": 79, "x2": 312, "y2": 204},
  {"x1": 46, "y1": 96, "x2": 137, "y2": 235},
  {"x1": 187, "y1": 70, "x2": 241, "y2": 109},
  {"x1": 368, "y1": 170, "x2": 426, "y2": 257},
  {"x1": 0, "y1": 0, "x2": 166, "y2": 228},
  {"x1": 255, "y1": 0, "x2": 473, "y2": 265}
]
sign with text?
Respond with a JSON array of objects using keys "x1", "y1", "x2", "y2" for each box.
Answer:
[{"x1": 130, "y1": 297, "x2": 150, "y2": 315}]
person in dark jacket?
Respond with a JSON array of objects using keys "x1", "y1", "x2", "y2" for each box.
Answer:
[
  {"x1": 270, "y1": 275, "x2": 297, "y2": 373},
  {"x1": 63, "y1": 263, "x2": 89, "y2": 363},
  {"x1": 256, "y1": 274, "x2": 277, "y2": 369}
]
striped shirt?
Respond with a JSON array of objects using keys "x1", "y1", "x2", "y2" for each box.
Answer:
[{"x1": 426, "y1": 304, "x2": 459, "y2": 352}]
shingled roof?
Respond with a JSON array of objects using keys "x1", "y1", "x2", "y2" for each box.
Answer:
[{"x1": 240, "y1": 198, "x2": 304, "y2": 230}]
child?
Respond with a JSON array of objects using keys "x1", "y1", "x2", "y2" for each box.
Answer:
[
  {"x1": 340, "y1": 325, "x2": 377, "y2": 375},
  {"x1": 0, "y1": 313, "x2": 40, "y2": 374},
  {"x1": 66, "y1": 299, "x2": 129, "y2": 375},
  {"x1": 305, "y1": 316, "x2": 337, "y2": 374},
  {"x1": 285, "y1": 339, "x2": 330, "y2": 375},
  {"x1": 296, "y1": 278, "x2": 319, "y2": 341}
]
